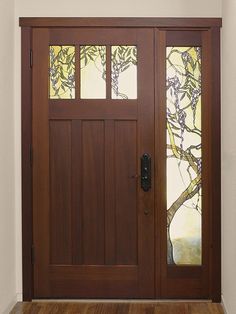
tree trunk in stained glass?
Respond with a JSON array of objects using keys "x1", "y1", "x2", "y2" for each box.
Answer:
[
  {"x1": 111, "y1": 46, "x2": 137, "y2": 99},
  {"x1": 166, "y1": 47, "x2": 202, "y2": 266}
]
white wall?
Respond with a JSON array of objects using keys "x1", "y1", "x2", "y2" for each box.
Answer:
[
  {"x1": 14, "y1": 0, "x2": 222, "y2": 304},
  {"x1": 222, "y1": 0, "x2": 236, "y2": 313},
  {"x1": 15, "y1": 0, "x2": 221, "y2": 18},
  {"x1": 0, "y1": 0, "x2": 16, "y2": 313}
]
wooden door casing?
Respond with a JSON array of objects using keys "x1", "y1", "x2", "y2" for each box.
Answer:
[
  {"x1": 32, "y1": 27, "x2": 155, "y2": 298},
  {"x1": 20, "y1": 18, "x2": 222, "y2": 302}
]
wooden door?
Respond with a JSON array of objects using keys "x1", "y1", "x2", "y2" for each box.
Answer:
[{"x1": 32, "y1": 28, "x2": 155, "y2": 298}]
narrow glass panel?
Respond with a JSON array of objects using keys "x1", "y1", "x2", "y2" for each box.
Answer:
[
  {"x1": 49, "y1": 46, "x2": 75, "y2": 99},
  {"x1": 111, "y1": 46, "x2": 137, "y2": 99},
  {"x1": 166, "y1": 47, "x2": 202, "y2": 265},
  {"x1": 80, "y1": 46, "x2": 106, "y2": 99}
]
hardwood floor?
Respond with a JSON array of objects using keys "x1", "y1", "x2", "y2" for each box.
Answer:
[{"x1": 11, "y1": 302, "x2": 224, "y2": 314}]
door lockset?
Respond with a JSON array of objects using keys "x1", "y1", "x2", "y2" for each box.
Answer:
[{"x1": 141, "y1": 153, "x2": 151, "y2": 192}]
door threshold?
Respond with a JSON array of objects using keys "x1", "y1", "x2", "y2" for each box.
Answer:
[{"x1": 33, "y1": 299, "x2": 212, "y2": 303}]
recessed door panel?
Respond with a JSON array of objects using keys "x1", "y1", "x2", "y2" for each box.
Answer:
[{"x1": 82, "y1": 120, "x2": 105, "y2": 265}]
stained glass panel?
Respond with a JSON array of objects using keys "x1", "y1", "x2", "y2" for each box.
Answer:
[
  {"x1": 111, "y1": 46, "x2": 137, "y2": 99},
  {"x1": 166, "y1": 47, "x2": 202, "y2": 265},
  {"x1": 49, "y1": 46, "x2": 75, "y2": 99},
  {"x1": 80, "y1": 46, "x2": 106, "y2": 99}
]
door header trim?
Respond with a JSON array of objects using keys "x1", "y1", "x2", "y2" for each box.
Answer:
[{"x1": 19, "y1": 17, "x2": 222, "y2": 28}]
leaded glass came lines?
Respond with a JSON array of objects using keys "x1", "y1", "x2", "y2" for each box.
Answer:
[
  {"x1": 166, "y1": 47, "x2": 202, "y2": 265},
  {"x1": 111, "y1": 46, "x2": 137, "y2": 99},
  {"x1": 80, "y1": 45, "x2": 106, "y2": 99},
  {"x1": 49, "y1": 46, "x2": 75, "y2": 99}
]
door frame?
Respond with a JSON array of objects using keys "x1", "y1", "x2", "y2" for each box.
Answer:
[{"x1": 20, "y1": 17, "x2": 222, "y2": 302}]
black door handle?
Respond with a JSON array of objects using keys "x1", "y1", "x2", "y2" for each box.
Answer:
[{"x1": 141, "y1": 153, "x2": 151, "y2": 192}]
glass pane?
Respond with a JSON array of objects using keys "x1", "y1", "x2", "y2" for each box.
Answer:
[
  {"x1": 111, "y1": 46, "x2": 137, "y2": 99},
  {"x1": 49, "y1": 46, "x2": 75, "y2": 99},
  {"x1": 80, "y1": 46, "x2": 106, "y2": 99},
  {"x1": 166, "y1": 47, "x2": 202, "y2": 265}
]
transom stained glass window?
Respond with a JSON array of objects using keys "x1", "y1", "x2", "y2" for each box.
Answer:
[
  {"x1": 49, "y1": 45, "x2": 138, "y2": 100},
  {"x1": 111, "y1": 46, "x2": 137, "y2": 99},
  {"x1": 80, "y1": 45, "x2": 106, "y2": 99},
  {"x1": 49, "y1": 46, "x2": 75, "y2": 99},
  {"x1": 166, "y1": 46, "x2": 202, "y2": 265}
]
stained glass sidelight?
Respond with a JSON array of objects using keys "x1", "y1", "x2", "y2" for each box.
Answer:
[
  {"x1": 166, "y1": 47, "x2": 202, "y2": 265},
  {"x1": 111, "y1": 46, "x2": 137, "y2": 99},
  {"x1": 49, "y1": 46, "x2": 75, "y2": 99},
  {"x1": 80, "y1": 46, "x2": 106, "y2": 99}
]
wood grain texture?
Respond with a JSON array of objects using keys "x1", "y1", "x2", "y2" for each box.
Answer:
[
  {"x1": 50, "y1": 121, "x2": 72, "y2": 264},
  {"x1": 71, "y1": 121, "x2": 83, "y2": 265},
  {"x1": 19, "y1": 17, "x2": 222, "y2": 28},
  {"x1": 11, "y1": 302, "x2": 224, "y2": 314},
  {"x1": 105, "y1": 120, "x2": 116, "y2": 265},
  {"x1": 136, "y1": 28, "x2": 155, "y2": 298},
  {"x1": 32, "y1": 28, "x2": 50, "y2": 297},
  {"x1": 82, "y1": 121, "x2": 105, "y2": 265},
  {"x1": 115, "y1": 121, "x2": 137, "y2": 265},
  {"x1": 210, "y1": 27, "x2": 221, "y2": 302},
  {"x1": 21, "y1": 26, "x2": 33, "y2": 301}
]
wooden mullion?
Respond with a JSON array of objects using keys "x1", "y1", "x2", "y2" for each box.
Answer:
[
  {"x1": 155, "y1": 29, "x2": 167, "y2": 298},
  {"x1": 106, "y1": 46, "x2": 111, "y2": 99},
  {"x1": 76, "y1": 44, "x2": 80, "y2": 100}
]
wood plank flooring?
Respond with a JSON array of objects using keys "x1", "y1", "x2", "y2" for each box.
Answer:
[{"x1": 11, "y1": 302, "x2": 224, "y2": 314}]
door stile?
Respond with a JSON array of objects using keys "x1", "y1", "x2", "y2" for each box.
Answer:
[
  {"x1": 32, "y1": 28, "x2": 50, "y2": 296},
  {"x1": 201, "y1": 28, "x2": 212, "y2": 297},
  {"x1": 21, "y1": 26, "x2": 33, "y2": 301},
  {"x1": 210, "y1": 26, "x2": 221, "y2": 302},
  {"x1": 155, "y1": 29, "x2": 166, "y2": 298},
  {"x1": 137, "y1": 29, "x2": 155, "y2": 297}
]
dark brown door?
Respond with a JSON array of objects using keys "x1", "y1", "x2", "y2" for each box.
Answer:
[{"x1": 32, "y1": 28, "x2": 155, "y2": 298}]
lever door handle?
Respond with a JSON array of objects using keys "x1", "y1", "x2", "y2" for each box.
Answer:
[{"x1": 141, "y1": 153, "x2": 151, "y2": 192}]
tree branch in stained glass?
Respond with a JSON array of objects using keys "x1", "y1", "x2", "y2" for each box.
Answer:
[
  {"x1": 111, "y1": 46, "x2": 137, "y2": 99},
  {"x1": 80, "y1": 46, "x2": 106, "y2": 99},
  {"x1": 49, "y1": 46, "x2": 75, "y2": 99},
  {"x1": 166, "y1": 47, "x2": 202, "y2": 265}
]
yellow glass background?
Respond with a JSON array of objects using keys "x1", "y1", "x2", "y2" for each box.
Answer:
[{"x1": 49, "y1": 46, "x2": 75, "y2": 99}]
